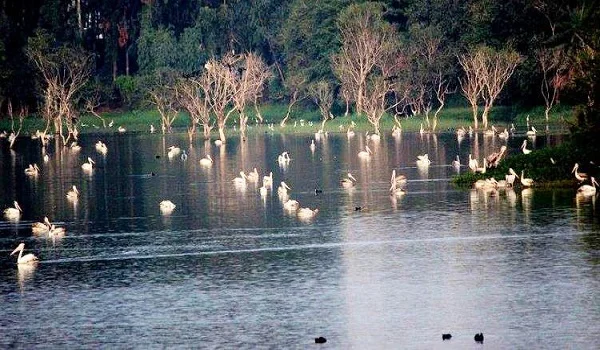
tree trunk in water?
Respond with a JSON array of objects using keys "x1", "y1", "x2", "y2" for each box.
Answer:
[
  {"x1": 218, "y1": 120, "x2": 226, "y2": 142},
  {"x1": 481, "y1": 104, "x2": 491, "y2": 129},
  {"x1": 471, "y1": 103, "x2": 479, "y2": 129},
  {"x1": 239, "y1": 113, "x2": 247, "y2": 142},
  {"x1": 203, "y1": 125, "x2": 211, "y2": 139}
]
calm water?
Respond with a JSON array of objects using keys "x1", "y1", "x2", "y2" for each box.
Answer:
[{"x1": 1, "y1": 129, "x2": 599, "y2": 349}]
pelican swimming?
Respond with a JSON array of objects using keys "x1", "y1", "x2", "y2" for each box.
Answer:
[
  {"x1": 572, "y1": 163, "x2": 589, "y2": 182},
  {"x1": 341, "y1": 173, "x2": 357, "y2": 188},
  {"x1": 246, "y1": 168, "x2": 260, "y2": 183},
  {"x1": 10, "y1": 243, "x2": 38, "y2": 265},
  {"x1": 391, "y1": 169, "x2": 407, "y2": 186},
  {"x1": 577, "y1": 177, "x2": 598, "y2": 195},
  {"x1": 199, "y1": 155, "x2": 213, "y2": 167},
  {"x1": 358, "y1": 146, "x2": 372, "y2": 160},
  {"x1": 278, "y1": 181, "x2": 291, "y2": 196},
  {"x1": 4, "y1": 201, "x2": 22, "y2": 221},
  {"x1": 520, "y1": 170, "x2": 534, "y2": 187},
  {"x1": 498, "y1": 128, "x2": 509, "y2": 140},
  {"x1": 452, "y1": 156, "x2": 461, "y2": 170},
  {"x1": 521, "y1": 140, "x2": 532, "y2": 155},
  {"x1": 416, "y1": 154, "x2": 431, "y2": 167},
  {"x1": 297, "y1": 207, "x2": 319, "y2": 219},
  {"x1": 48, "y1": 224, "x2": 66, "y2": 239},
  {"x1": 159, "y1": 200, "x2": 176, "y2": 214},
  {"x1": 66, "y1": 185, "x2": 79, "y2": 201},
  {"x1": 283, "y1": 199, "x2": 300, "y2": 211},
  {"x1": 167, "y1": 146, "x2": 181, "y2": 159},
  {"x1": 24, "y1": 164, "x2": 40, "y2": 176},
  {"x1": 233, "y1": 171, "x2": 248, "y2": 186},
  {"x1": 95, "y1": 141, "x2": 108, "y2": 155},
  {"x1": 369, "y1": 133, "x2": 381, "y2": 142},
  {"x1": 32, "y1": 217, "x2": 51, "y2": 235},
  {"x1": 278, "y1": 151, "x2": 291, "y2": 164},
  {"x1": 81, "y1": 157, "x2": 95, "y2": 172}
]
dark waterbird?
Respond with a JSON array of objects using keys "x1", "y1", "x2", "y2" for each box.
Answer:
[
  {"x1": 315, "y1": 336, "x2": 327, "y2": 344},
  {"x1": 474, "y1": 333, "x2": 484, "y2": 343},
  {"x1": 442, "y1": 333, "x2": 452, "y2": 340}
]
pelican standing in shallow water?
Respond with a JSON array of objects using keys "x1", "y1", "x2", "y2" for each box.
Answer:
[
  {"x1": 468, "y1": 154, "x2": 479, "y2": 172},
  {"x1": 416, "y1": 154, "x2": 431, "y2": 167},
  {"x1": 82, "y1": 157, "x2": 95, "y2": 172},
  {"x1": 199, "y1": 154, "x2": 213, "y2": 167},
  {"x1": 341, "y1": 173, "x2": 357, "y2": 188},
  {"x1": 4, "y1": 201, "x2": 22, "y2": 221},
  {"x1": 310, "y1": 139, "x2": 316, "y2": 152},
  {"x1": 160, "y1": 200, "x2": 176, "y2": 214},
  {"x1": 10, "y1": 243, "x2": 38, "y2": 264},
  {"x1": 246, "y1": 168, "x2": 260, "y2": 183},
  {"x1": 283, "y1": 199, "x2": 300, "y2": 211},
  {"x1": 507, "y1": 168, "x2": 518, "y2": 187},
  {"x1": 233, "y1": 171, "x2": 248, "y2": 186},
  {"x1": 66, "y1": 185, "x2": 79, "y2": 201},
  {"x1": 24, "y1": 164, "x2": 40, "y2": 176},
  {"x1": 278, "y1": 181, "x2": 291, "y2": 196},
  {"x1": 521, "y1": 140, "x2": 532, "y2": 155},
  {"x1": 95, "y1": 141, "x2": 108, "y2": 155},
  {"x1": 167, "y1": 146, "x2": 181, "y2": 159},
  {"x1": 572, "y1": 163, "x2": 589, "y2": 182},
  {"x1": 520, "y1": 170, "x2": 534, "y2": 187},
  {"x1": 358, "y1": 146, "x2": 372, "y2": 160}
]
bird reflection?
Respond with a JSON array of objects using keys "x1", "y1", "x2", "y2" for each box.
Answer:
[{"x1": 17, "y1": 263, "x2": 37, "y2": 292}]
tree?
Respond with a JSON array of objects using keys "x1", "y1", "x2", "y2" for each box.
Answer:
[
  {"x1": 331, "y1": 2, "x2": 397, "y2": 115},
  {"x1": 458, "y1": 49, "x2": 485, "y2": 129},
  {"x1": 176, "y1": 78, "x2": 212, "y2": 143},
  {"x1": 148, "y1": 69, "x2": 180, "y2": 134},
  {"x1": 536, "y1": 47, "x2": 568, "y2": 121},
  {"x1": 201, "y1": 54, "x2": 237, "y2": 142},
  {"x1": 26, "y1": 32, "x2": 93, "y2": 145},
  {"x1": 308, "y1": 80, "x2": 334, "y2": 131}
]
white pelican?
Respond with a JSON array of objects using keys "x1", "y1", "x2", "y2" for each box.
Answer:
[
  {"x1": 4, "y1": 201, "x2": 22, "y2": 221},
  {"x1": 347, "y1": 127, "x2": 355, "y2": 138},
  {"x1": 520, "y1": 170, "x2": 534, "y2": 187},
  {"x1": 48, "y1": 224, "x2": 66, "y2": 239},
  {"x1": 310, "y1": 139, "x2": 316, "y2": 152},
  {"x1": 108, "y1": 119, "x2": 114, "y2": 127},
  {"x1": 416, "y1": 154, "x2": 431, "y2": 167},
  {"x1": 159, "y1": 200, "x2": 176, "y2": 214},
  {"x1": 263, "y1": 172, "x2": 273, "y2": 187},
  {"x1": 199, "y1": 155, "x2": 213, "y2": 167},
  {"x1": 369, "y1": 133, "x2": 381, "y2": 142},
  {"x1": 118, "y1": 126, "x2": 126, "y2": 133},
  {"x1": 486, "y1": 145, "x2": 507, "y2": 168},
  {"x1": 82, "y1": 157, "x2": 95, "y2": 172},
  {"x1": 233, "y1": 171, "x2": 247, "y2": 185},
  {"x1": 10, "y1": 243, "x2": 38, "y2": 265},
  {"x1": 278, "y1": 181, "x2": 291, "y2": 196},
  {"x1": 452, "y1": 155, "x2": 461, "y2": 169},
  {"x1": 577, "y1": 177, "x2": 598, "y2": 195},
  {"x1": 506, "y1": 168, "x2": 518, "y2": 187},
  {"x1": 32, "y1": 217, "x2": 51, "y2": 235},
  {"x1": 214, "y1": 139, "x2": 223, "y2": 146},
  {"x1": 572, "y1": 163, "x2": 589, "y2": 182},
  {"x1": 66, "y1": 185, "x2": 79, "y2": 201},
  {"x1": 475, "y1": 159, "x2": 488, "y2": 174},
  {"x1": 521, "y1": 140, "x2": 532, "y2": 155},
  {"x1": 283, "y1": 199, "x2": 300, "y2": 211},
  {"x1": 246, "y1": 168, "x2": 260, "y2": 183},
  {"x1": 70, "y1": 142, "x2": 81, "y2": 152},
  {"x1": 259, "y1": 185, "x2": 268, "y2": 197},
  {"x1": 484, "y1": 126, "x2": 497, "y2": 136},
  {"x1": 341, "y1": 173, "x2": 357, "y2": 188},
  {"x1": 298, "y1": 207, "x2": 319, "y2": 219},
  {"x1": 95, "y1": 141, "x2": 108, "y2": 155},
  {"x1": 278, "y1": 151, "x2": 291, "y2": 164},
  {"x1": 43, "y1": 154, "x2": 49, "y2": 163},
  {"x1": 150, "y1": 124, "x2": 156, "y2": 133},
  {"x1": 24, "y1": 164, "x2": 40, "y2": 176},
  {"x1": 167, "y1": 146, "x2": 181, "y2": 159},
  {"x1": 358, "y1": 146, "x2": 372, "y2": 160},
  {"x1": 527, "y1": 126, "x2": 537, "y2": 137},
  {"x1": 468, "y1": 154, "x2": 479, "y2": 172},
  {"x1": 498, "y1": 128, "x2": 509, "y2": 140},
  {"x1": 391, "y1": 169, "x2": 407, "y2": 186}
]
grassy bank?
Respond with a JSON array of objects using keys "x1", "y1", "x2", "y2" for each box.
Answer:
[{"x1": 0, "y1": 104, "x2": 575, "y2": 137}]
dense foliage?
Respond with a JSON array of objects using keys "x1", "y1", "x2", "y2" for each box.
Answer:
[{"x1": 0, "y1": 0, "x2": 598, "y2": 138}]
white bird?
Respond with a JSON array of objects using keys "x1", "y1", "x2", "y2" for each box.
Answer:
[
  {"x1": 10, "y1": 243, "x2": 38, "y2": 265},
  {"x1": 48, "y1": 224, "x2": 66, "y2": 239},
  {"x1": 521, "y1": 140, "x2": 532, "y2": 155},
  {"x1": 572, "y1": 163, "x2": 589, "y2": 182},
  {"x1": 278, "y1": 181, "x2": 291, "y2": 196},
  {"x1": 159, "y1": 200, "x2": 176, "y2": 214},
  {"x1": 4, "y1": 201, "x2": 22, "y2": 221},
  {"x1": 506, "y1": 168, "x2": 518, "y2": 187},
  {"x1": 82, "y1": 157, "x2": 95, "y2": 172},
  {"x1": 310, "y1": 139, "x2": 316, "y2": 152},
  {"x1": 24, "y1": 164, "x2": 40, "y2": 176},
  {"x1": 369, "y1": 133, "x2": 381, "y2": 142},
  {"x1": 498, "y1": 128, "x2": 509, "y2": 140},
  {"x1": 199, "y1": 155, "x2": 213, "y2": 167},
  {"x1": 167, "y1": 146, "x2": 181, "y2": 159},
  {"x1": 108, "y1": 119, "x2": 114, "y2": 128},
  {"x1": 278, "y1": 151, "x2": 291, "y2": 164},
  {"x1": 259, "y1": 185, "x2": 268, "y2": 197},
  {"x1": 214, "y1": 139, "x2": 223, "y2": 146},
  {"x1": 452, "y1": 155, "x2": 461, "y2": 169},
  {"x1": 527, "y1": 125, "x2": 537, "y2": 137},
  {"x1": 416, "y1": 154, "x2": 431, "y2": 167},
  {"x1": 118, "y1": 126, "x2": 126, "y2": 133},
  {"x1": 391, "y1": 169, "x2": 407, "y2": 186},
  {"x1": 233, "y1": 171, "x2": 247, "y2": 185},
  {"x1": 70, "y1": 142, "x2": 81, "y2": 152},
  {"x1": 32, "y1": 217, "x2": 51, "y2": 235},
  {"x1": 263, "y1": 172, "x2": 273, "y2": 187},
  {"x1": 283, "y1": 199, "x2": 300, "y2": 211},
  {"x1": 358, "y1": 146, "x2": 372, "y2": 160},
  {"x1": 392, "y1": 125, "x2": 402, "y2": 138},
  {"x1": 95, "y1": 141, "x2": 108, "y2": 155},
  {"x1": 577, "y1": 177, "x2": 598, "y2": 195},
  {"x1": 43, "y1": 154, "x2": 50, "y2": 163},
  {"x1": 389, "y1": 171, "x2": 407, "y2": 196},
  {"x1": 298, "y1": 207, "x2": 319, "y2": 219},
  {"x1": 66, "y1": 185, "x2": 79, "y2": 201},
  {"x1": 520, "y1": 170, "x2": 534, "y2": 187},
  {"x1": 341, "y1": 173, "x2": 357, "y2": 188},
  {"x1": 347, "y1": 127, "x2": 355, "y2": 138},
  {"x1": 246, "y1": 168, "x2": 260, "y2": 183},
  {"x1": 468, "y1": 154, "x2": 479, "y2": 172},
  {"x1": 150, "y1": 124, "x2": 156, "y2": 133}
]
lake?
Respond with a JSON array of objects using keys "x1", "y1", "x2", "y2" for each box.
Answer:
[{"x1": 1, "y1": 128, "x2": 598, "y2": 349}]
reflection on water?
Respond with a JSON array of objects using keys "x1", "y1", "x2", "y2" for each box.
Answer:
[{"x1": 0, "y1": 131, "x2": 598, "y2": 349}]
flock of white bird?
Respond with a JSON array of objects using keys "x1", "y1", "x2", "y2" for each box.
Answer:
[{"x1": 3, "y1": 116, "x2": 599, "y2": 265}]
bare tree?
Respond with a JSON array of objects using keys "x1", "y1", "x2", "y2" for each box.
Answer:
[
  {"x1": 177, "y1": 78, "x2": 212, "y2": 143},
  {"x1": 7, "y1": 100, "x2": 26, "y2": 149},
  {"x1": 432, "y1": 72, "x2": 454, "y2": 132},
  {"x1": 537, "y1": 47, "x2": 568, "y2": 121},
  {"x1": 149, "y1": 85, "x2": 179, "y2": 134},
  {"x1": 27, "y1": 43, "x2": 93, "y2": 145},
  {"x1": 84, "y1": 91, "x2": 108, "y2": 128},
  {"x1": 331, "y1": 3, "x2": 396, "y2": 115},
  {"x1": 458, "y1": 50, "x2": 486, "y2": 129},
  {"x1": 279, "y1": 74, "x2": 306, "y2": 128},
  {"x1": 201, "y1": 55, "x2": 237, "y2": 142},
  {"x1": 308, "y1": 81, "x2": 334, "y2": 131}
]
